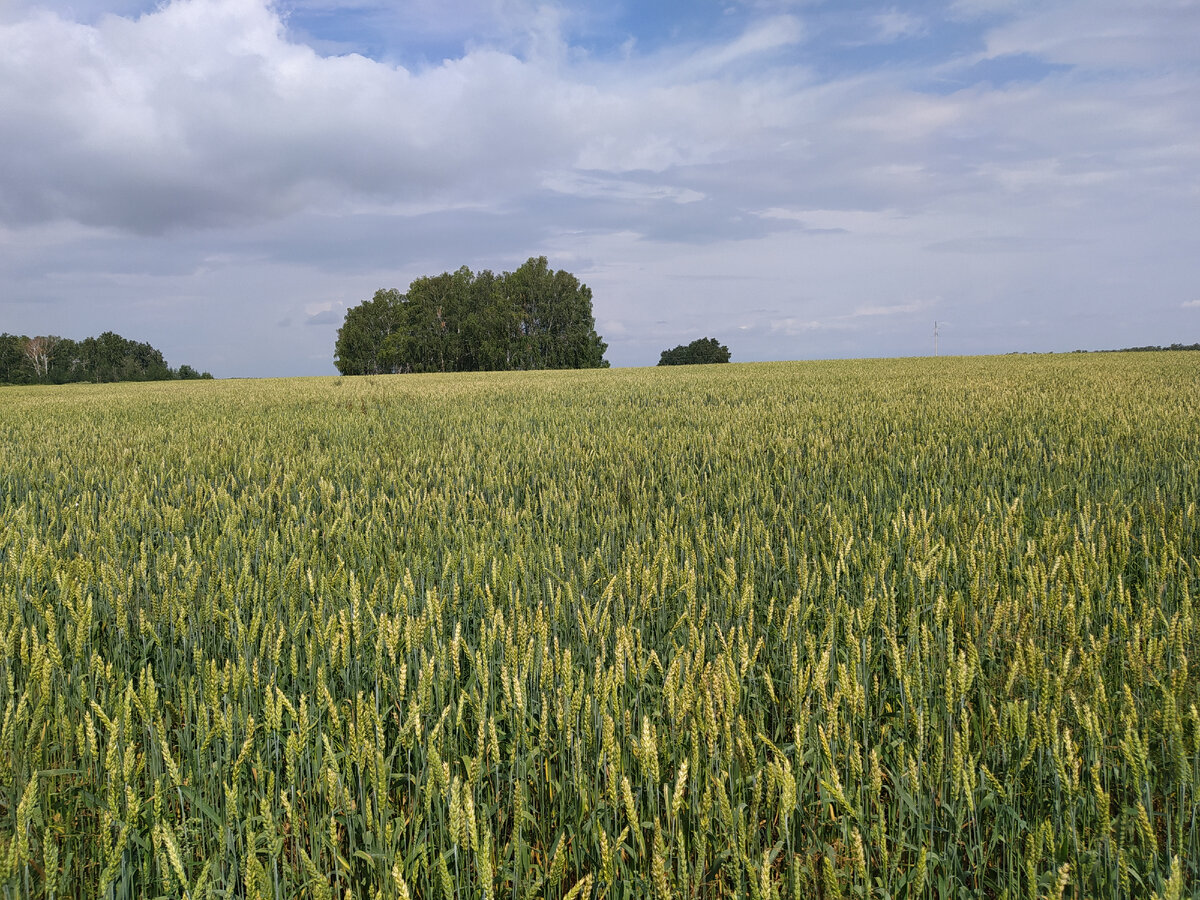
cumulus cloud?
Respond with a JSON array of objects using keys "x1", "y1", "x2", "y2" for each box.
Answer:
[
  {"x1": 305, "y1": 308, "x2": 343, "y2": 325},
  {"x1": 0, "y1": 0, "x2": 1197, "y2": 374},
  {"x1": 0, "y1": 1, "x2": 564, "y2": 231},
  {"x1": 5, "y1": 0, "x2": 1191, "y2": 239},
  {"x1": 0, "y1": 0, "x2": 810, "y2": 234}
]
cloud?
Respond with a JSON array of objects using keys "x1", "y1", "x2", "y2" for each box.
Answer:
[
  {"x1": 769, "y1": 316, "x2": 829, "y2": 335},
  {"x1": 542, "y1": 173, "x2": 705, "y2": 204},
  {"x1": 1, "y1": 0, "x2": 1198, "y2": 374},
  {"x1": 764, "y1": 299, "x2": 928, "y2": 337},
  {"x1": 1183, "y1": 300, "x2": 1200, "y2": 309},
  {"x1": 925, "y1": 235, "x2": 1067, "y2": 253},
  {"x1": 682, "y1": 14, "x2": 804, "y2": 73},
  {"x1": 0, "y1": 2, "x2": 578, "y2": 231},
  {"x1": 978, "y1": 0, "x2": 1200, "y2": 70},
  {"x1": 305, "y1": 308, "x2": 343, "y2": 325},
  {"x1": 0, "y1": 0, "x2": 815, "y2": 235},
  {"x1": 865, "y1": 10, "x2": 927, "y2": 44},
  {"x1": 851, "y1": 301, "x2": 927, "y2": 318},
  {"x1": 7, "y1": 0, "x2": 1188, "y2": 242},
  {"x1": 948, "y1": 0, "x2": 1025, "y2": 18}
]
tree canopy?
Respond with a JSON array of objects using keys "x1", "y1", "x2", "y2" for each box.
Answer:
[
  {"x1": 0, "y1": 331, "x2": 212, "y2": 385},
  {"x1": 333, "y1": 289, "x2": 407, "y2": 377},
  {"x1": 657, "y1": 337, "x2": 731, "y2": 366},
  {"x1": 335, "y1": 257, "x2": 609, "y2": 375}
]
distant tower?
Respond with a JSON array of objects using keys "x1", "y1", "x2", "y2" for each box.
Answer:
[{"x1": 933, "y1": 321, "x2": 939, "y2": 357}]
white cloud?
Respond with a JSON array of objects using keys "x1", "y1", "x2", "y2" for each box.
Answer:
[
  {"x1": 979, "y1": 0, "x2": 1200, "y2": 69},
  {"x1": 305, "y1": 308, "x2": 342, "y2": 325},
  {"x1": 851, "y1": 301, "x2": 927, "y2": 318},
  {"x1": 542, "y1": 173, "x2": 705, "y2": 204},
  {"x1": 1, "y1": 3, "x2": 602, "y2": 230},
  {"x1": 686, "y1": 14, "x2": 804, "y2": 72},
  {"x1": 763, "y1": 299, "x2": 929, "y2": 339},
  {"x1": 948, "y1": 0, "x2": 1025, "y2": 18},
  {"x1": 1, "y1": 0, "x2": 1198, "y2": 373},
  {"x1": 756, "y1": 207, "x2": 899, "y2": 234},
  {"x1": 769, "y1": 317, "x2": 829, "y2": 334},
  {"x1": 1183, "y1": 300, "x2": 1200, "y2": 309},
  {"x1": 0, "y1": 1, "x2": 814, "y2": 231},
  {"x1": 866, "y1": 10, "x2": 927, "y2": 44}
]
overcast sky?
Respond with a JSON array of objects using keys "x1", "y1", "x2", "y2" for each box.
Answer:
[{"x1": 2, "y1": 0, "x2": 1198, "y2": 376}]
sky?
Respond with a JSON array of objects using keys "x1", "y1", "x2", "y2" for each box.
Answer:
[{"x1": 1, "y1": 0, "x2": 1198, "y2": 377}]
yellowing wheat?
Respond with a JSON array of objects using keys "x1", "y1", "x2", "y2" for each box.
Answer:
[{"x1": 0, "y1": 354, "x2": 1197, "y2": 897}]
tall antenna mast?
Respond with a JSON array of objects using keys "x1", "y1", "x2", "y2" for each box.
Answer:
[{"x1": 934, "y1": 320, "x2": 939, "y2": 357}]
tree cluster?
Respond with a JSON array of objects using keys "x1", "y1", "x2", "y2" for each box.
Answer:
[
  {"x1": 1113, "y1": 342, "x2": 1200, "y2": 352},
  {"x1": 1071, "y1": 342, "x2": 1200, "y2": 354},
  {"x1": 657, "y1": 337, "x2": 731, "y2": 366},
  {"x1": 335, "y1": 257, "x2": 609, "y2": 375},
  {"x1": 0, "y1": 331, "x2": 212, "y2": 385}
]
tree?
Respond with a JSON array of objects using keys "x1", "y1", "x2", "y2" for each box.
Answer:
[
  {"x1": 461, "y1": 268, "x2": 508, "y2": 371},
  {"x1": 334, "y1": 289, "x2": 407, "y2": 375},
  {"x1": 335, "y1": 258, "x2": 609, "y2": 375},
  {"x1": 658, "y1": 337, "x2": 731, "y2": 366},
  {"x1": 501, "y1": 257, "x2": 608, "y2": 370},
  {"x1": 0, "y1": 331, "x2": 208, "y2": 385},
  {"x1": 44, "y1": 337, "x2": 81, "y2": 384},
  {"x1": 77, "y1": 331, "x2": 172, "y2": 382},
  {"x1": 22, "y1": 335, "x2": 59, "y2": 379},
  {"x1": 384, "y1": 267, "x2": 476, "y2": 374},
  {"x1": 0, "y1": 333, "x2": 31, "y2": 384}
]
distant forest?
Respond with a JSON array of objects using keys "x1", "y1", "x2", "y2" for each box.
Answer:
[
  {"x1": 0, "y1": 331, "x2": 212, "y2": 385},
  {"x1": 1076, "y1": 343, "x2": 1200, "y2": 353},
  {"x1": 1112, "y1": 343, "x2": 1200, "y2": 352}
]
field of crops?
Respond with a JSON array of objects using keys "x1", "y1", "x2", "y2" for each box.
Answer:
[{"x1": 1, "y1": 354, "x2": 1197, "y2": 899}]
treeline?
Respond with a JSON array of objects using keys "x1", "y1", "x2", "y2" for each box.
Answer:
[
  {"x1": 1074, "y1": 342, "x2": 1200, "y2": 353},
  {"x1": 658, "y1": 337, "x2": 731, "y2": 365},
  {"x1": 0, "y1": 331, "x2": 212, "y2": 385},
  {"x1": 1115, "y1": 342, "x2": 1200, "y2": 352},
  {"x1": 335, "y1": 257, "x2": 608, "y2": 375}
]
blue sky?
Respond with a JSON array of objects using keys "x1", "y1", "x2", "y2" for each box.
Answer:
[{"x1": 1, "y1": 0, "x2": 1198, "y2": 376}]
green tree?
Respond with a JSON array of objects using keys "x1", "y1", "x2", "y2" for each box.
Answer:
[
  {"x1": 334, "y1": 289, "x2": 407, "y2": 375},
  {"x1": 335, "y1": 258, "x2": 608, "y2": 375},
  {"x1": 47, "y1": 337, "x2": 81, "y2": 384},
  {"x1": 0, "y1": 333, "x2": 30, "y2": 384},
  {"x1": 502, "y1": 257, "x2": 608, "y2": 370},
  {"x1": 22, "y1": 335, "x2": 60, "y2": 380},
  {"x1": 658, "y1": 337, "x2": 731, "y2": 366},
  {"x1": 461, "y1": 268, "x2": 509, "y2": 371},
  {"x1": 0, "y1": 331, "x2": 204, "y2": 384},
  {"x1": 383, "y1": 267, "x2": 475, "y2": 373},
  {"x1": 77, "y1": 332, "x2": 171, "y2": 382}
]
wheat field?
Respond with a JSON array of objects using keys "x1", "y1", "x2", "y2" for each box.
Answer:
[{"x1": 1, "y1": 355, "x2": 1197, "y2": 898}]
